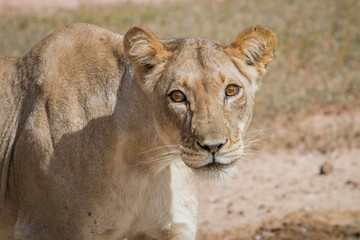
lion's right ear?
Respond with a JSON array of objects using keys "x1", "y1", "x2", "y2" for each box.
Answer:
[
  {"x1": 225, "y1": 26, "x2": 277, "y2": 90},
  {"x1": 124, "y1": 26, "x2": 172, "y2": 91}
]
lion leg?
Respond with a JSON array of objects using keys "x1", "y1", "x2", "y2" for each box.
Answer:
[
  {"x1": 137, "y1": 224, "x2": 196, "y2": 240},
  {"x1": 166, "y1": 223, "x2": 197, "y2": 240},
  {"x1": 165, "y1": 162, "x2": 198, "y2": 240}
]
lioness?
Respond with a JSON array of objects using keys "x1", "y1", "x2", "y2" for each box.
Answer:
[{"x1": 0, "y1": 23, "x2": 276, "y2": 239}]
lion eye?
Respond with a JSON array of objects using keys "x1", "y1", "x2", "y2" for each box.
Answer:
[
  {"x1": 169, "y1": 90, "x2": 186, "y2": 102},
  {"x1": 225, "y1": 84, "x2": 240, "y2": 97}
]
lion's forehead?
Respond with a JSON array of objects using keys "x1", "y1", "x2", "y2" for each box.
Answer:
[
  {"x1": 172, "y1": 39, "x2": 230, "y2": 67},
  {"x1": 166, "y1": 39, "x2": 247, "y2": 87}
]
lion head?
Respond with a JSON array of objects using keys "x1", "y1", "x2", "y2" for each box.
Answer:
[{"x1": 124, "y1": 26, "x2": 277, "y2": 178}]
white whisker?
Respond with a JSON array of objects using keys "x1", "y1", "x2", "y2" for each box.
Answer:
[
  {"x1": 138, "y1": 144, "x2": 180, "y2": 154},
  {"x1": 242, "y1": 127, "x2": 271, "y2": 151},
  {"x1": 132, "y1": 149, "x2": 181, "y2": 170}
]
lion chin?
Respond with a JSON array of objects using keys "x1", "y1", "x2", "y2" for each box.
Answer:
[
  {"x1": 192, "y1": 162, "x2": 236, "y2": 180},
  {"x1": 0, "y1": 23, "x2": 276, "y2": 239}
]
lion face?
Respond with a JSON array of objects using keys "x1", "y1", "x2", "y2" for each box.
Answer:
[{"x1": 124, "y1": 26, "x2": 277, "y2": 177}]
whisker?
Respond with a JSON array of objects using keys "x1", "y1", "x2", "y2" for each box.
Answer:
[
  {"x1": 242, "y1": 127, "x2": 271, "y2": 151},
  {"x1": 244, "y1": 127, "x2": 272, "y2": 137},
  {"x1": 132, "y1": 150, "x2": 181, "y2": 169},
  {"x1": 244, "y1": 128, "x2": 270, "y2": 142},
  {"x1": 138, "y1": 144, "x2": 180, "y2": 154},
  {"x1": 248, "y1": 135, "x2": 269, "y2": 142},
  {"x1": 148, "y1": 157, "x2": 174, "y2": 170},
  {"x1": 143, "y1": 154, "x2": 181, "y2": 175}
]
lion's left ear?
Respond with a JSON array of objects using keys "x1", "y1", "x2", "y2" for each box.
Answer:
[
  {"x1": 124, "y1": 26, "x2": 172, "y2": 91},
  {"x1": 225, "y1": 26, "x2": 277, "y2": 88}
]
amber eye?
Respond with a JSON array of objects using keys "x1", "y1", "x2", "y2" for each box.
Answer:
[
  {"x1": 169, "y1": 90, "x2": 186, "y2": 102},
  {"x1": 225, "y1": 84, "x2": 240, "y2": 97}
]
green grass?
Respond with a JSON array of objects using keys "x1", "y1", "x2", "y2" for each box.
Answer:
[{"x1": 1, "y1": 0, "x2": 359, "y2": 152}]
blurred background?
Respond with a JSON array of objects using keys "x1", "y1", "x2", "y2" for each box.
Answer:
[{"x1": 1, "y1": 0, "x2": 359, "y2": 239}]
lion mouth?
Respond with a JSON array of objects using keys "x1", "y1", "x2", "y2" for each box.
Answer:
[
  {"x1": 194, "y1": 161, "x2": 232, "y2": 171},
  {"x1": 182, "y1": 157, "x2": 236, "y2": 178}
]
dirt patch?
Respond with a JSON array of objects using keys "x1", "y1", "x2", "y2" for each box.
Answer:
[
  {"x1": 197, "y1": 149, "x2": 360, "y2": 239},
  {"x1": 198, "y1": 210, "x2": 360, "y2": 240},
  {"x1": 254, "y1": 210, "x2": 360, "y2": 240}
]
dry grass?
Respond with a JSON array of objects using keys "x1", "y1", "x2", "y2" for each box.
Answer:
[{"x1": 1, "y1": 0, "x2": 359, "y2": 152}]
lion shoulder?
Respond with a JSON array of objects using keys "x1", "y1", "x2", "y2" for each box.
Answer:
[{"x1": 0, "y1": 23, "x2": 129, "y2": 210}]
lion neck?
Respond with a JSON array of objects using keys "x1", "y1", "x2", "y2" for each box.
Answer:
[{"x1": 112, "y1": 66, "x2": 167, "y2": 171}]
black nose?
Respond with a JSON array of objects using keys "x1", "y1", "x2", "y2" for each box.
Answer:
[{"x1": 197, "y1": 140, "x2": 226, "y2": 154}]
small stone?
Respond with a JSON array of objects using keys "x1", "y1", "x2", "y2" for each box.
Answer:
[
  {"x1": 254, "y1": 235, "x2": 262, "y2": 240},
  {"x1": 330, "y1": 149, "x2": 339, "y2": 158},
  {"x1": 238, "y1": 210, "x2": 244, "y2": 216},
  {"x1": 262, "y1": 231, "x2": 274, "y2": 237},
  {"x1": 320, "y1": 162, "x2": 333, "y2": 175},
  {"x1": 345, "y1": 180, "x2": 358, "y2": 188},
  {"x1": 258, "y1": 204, "x2": 265, "y2": 209}
]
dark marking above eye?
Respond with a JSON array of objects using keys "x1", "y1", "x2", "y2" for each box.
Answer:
[
  {"x1": 181, "y1": 76, "x2": 189, "y2": 87},
  {"x1": 218, "y1": 72, "x2": 226, "y2": 83},
  {"x1": 196, "y1": 40, "x2": 205, "y2": 68}
]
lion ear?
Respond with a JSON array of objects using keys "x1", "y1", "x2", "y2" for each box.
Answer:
[
  {"x1": 124, "y1": 26, "x2": 172, "y2": 89},
  {"x1": 225, "y1": 26, "x2": 277, "y2": 88}
]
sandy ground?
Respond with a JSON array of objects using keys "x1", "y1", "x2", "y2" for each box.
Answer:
[{"x1": 197, "y1": 149, "x2": 360, "y2": 239}]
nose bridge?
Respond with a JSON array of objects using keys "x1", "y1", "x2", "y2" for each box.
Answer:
[{"x1": 192, "y1": 98, "x2": 227, "y2": 145}]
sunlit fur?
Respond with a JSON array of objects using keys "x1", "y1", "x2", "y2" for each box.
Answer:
[{"x1": 0, "y1": 23, "x2": 276, "y2": 239}]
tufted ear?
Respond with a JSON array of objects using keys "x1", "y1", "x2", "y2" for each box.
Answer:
[
  {"x1": 124, "y1": 26, "x2": 172, "y2": 91},
  {"x1": 225, "y1": 26, "x2": 277, "y2": 89}
]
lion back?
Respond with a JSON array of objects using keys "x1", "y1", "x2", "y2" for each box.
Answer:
[
  {"x1": 0, "y1": 57, "x2": 24, "y2": 211},
  {"x1": 0, "y1": 23, "x2": 126, "y2": 213}
]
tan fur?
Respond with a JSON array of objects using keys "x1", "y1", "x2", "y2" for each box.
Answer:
[{"x1": 0, "y1": 23, "x2": 276, "y2": 239}]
